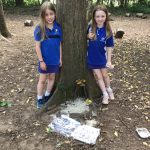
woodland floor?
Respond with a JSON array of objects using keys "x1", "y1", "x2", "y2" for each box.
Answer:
[{"x1": 0, "y1": 8, "x2": 150, "y2": 150}]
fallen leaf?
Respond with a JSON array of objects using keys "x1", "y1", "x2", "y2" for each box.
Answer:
[
  {"x1": 85, "y1": 99, "x2": 92, "y2": 105},
  {"x1": 46, "y1": 127, "x2": 53, "y2": 133},
  {"x1": 64, "y1": 140, "x2": 70, "y2": 144},
  {"x1": 114, "y1": 131, "x2": 118, "y2": 137}
]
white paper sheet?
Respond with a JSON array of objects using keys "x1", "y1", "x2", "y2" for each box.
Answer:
[
  {"x1": 49, "y1": 115, "x2": 81, "y2": 137},
  {"x1": 49, "y1": 115, "x2": 100, "y2": 144},
  {"x1": 71, "y1": 125, "x2": 100, "y2": 145}
]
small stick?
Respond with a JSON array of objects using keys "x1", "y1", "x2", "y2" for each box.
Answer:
[{"x1": 0, "y1": 34, "x2": 11, "y2": 43}]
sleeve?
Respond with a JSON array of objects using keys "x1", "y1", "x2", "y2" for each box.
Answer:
[
  {"x1": 34, "y1": 26, "x2": 42, "y2": 41},
  {"x1": 87, "y1": 24, "x2": 91, "y2": 34},
  {"x1": 59, "y1": 26, "x2": 63, "y2": 42},
  {"x1": 106, "y1": 35, "x2": 114, "y2": 47}
]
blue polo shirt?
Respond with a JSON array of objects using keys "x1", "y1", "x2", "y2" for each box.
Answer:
[
  {"x1": 87, "y1": 25, "x2": 114, "y2": 67},
  {"x1": 34, "y1": 21, "x2": 62, "y2": 65}
]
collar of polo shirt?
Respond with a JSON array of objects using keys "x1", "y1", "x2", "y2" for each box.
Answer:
[{"x1": 46, "y1": 21, "x2": 58, "y2": 31}]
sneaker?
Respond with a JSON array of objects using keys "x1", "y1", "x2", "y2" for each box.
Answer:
[
  {"x1": 102, "y1": 95, "x2": 109, "y2": 105},
  {"x1": 37, "y1": 99, "x2": 44, "y2": 109},
  {"x1": 43, "y1": 93, "x2": 53, "y2": 104},
  {"x1": 107, "y1": 90, "x2": 115, "y2": 100}
]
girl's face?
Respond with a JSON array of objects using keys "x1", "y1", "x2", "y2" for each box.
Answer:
[
  {"x1": 45, "y1": 9, "x2": 55, "y2": 25},
  {"x1": 94, "y1": 10, "x2": 106, "y2": 26}
]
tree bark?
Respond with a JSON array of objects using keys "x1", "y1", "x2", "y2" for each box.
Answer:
[
  {"x1": 124, "y1": 0, "x2": 128, "y2": 7},
  {"x1": 15, "y1": 0, "x2": 24, "y2": 6},
  {"x1": 138, "y1": 0, "x2": 146, "y2": 4},
  {"x1": 119, "y1": 0, "x2": 125, "y2": 7},
  {"x1": 0, "y1": 0, "x2": 11, "y2": 37},
  {"x1": 96, "y1": 0, "x2": 102, "y2": 5}
]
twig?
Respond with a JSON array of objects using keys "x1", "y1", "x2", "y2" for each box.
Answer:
[
  {"x1": 0, "y1": 34, "x2": 11, "y2": 43},
  {"x1": 118, "y1": 114, "x2": 132, "y2": 132}
]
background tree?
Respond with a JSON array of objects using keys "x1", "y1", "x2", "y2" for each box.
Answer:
[
  {"x1": 0, "y1": 0, "x2": 11, "y2": 37},
  {"x1": 15, "y1": 0, "x2": 24, "y2": 6}
]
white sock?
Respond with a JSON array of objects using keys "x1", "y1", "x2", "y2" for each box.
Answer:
[
  {"x1": 106, "y1": 87, "x2": 113, "y2": 92},
  {"x1": 103, "y1": 91, "x2": 108, "y2": 97},
  {"x1": 37, "y1": 95, "x2": 43, "y2": 100},
  {"x1": 45, "y1": 91, "x2": 50, "y2": 97}
]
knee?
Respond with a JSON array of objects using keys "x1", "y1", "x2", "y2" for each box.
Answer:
[
  {"x1": 48, "y1": 74, "x2": 55, "y2": 81},
  {"x1": 38, "y1": 79, "x2": 46, "y2": 85},
  {"x1": 102, "y1": 72, "x2": 109, "y2": 78},
  {"x1": 94, "y1": 73, "x2": 102, "y2": 81}
]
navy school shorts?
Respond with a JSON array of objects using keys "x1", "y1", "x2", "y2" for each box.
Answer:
[
  {"x1": 87, "y1": 64, "x2": 106, "y2": 70},
  {"x1": 38, "y1": 62, "x2": 59, "y2": 74}
]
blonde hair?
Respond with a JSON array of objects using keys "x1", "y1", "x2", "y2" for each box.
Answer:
[
  {"x1": 91, "y1": 5, "x2": 112, "y2": 40},
  {"x1": 39, "y1": 1, "x2": 56, "y2": 40}
]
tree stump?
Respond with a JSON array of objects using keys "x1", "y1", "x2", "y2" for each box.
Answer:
[
  {"x1": 136, "y1": 13, "x2": 144, "y2": 18},
  {"x1": 24, "y1": 20, "x2": 34, "y2": 26},
  {"x1": 125, "y1": 13, "x2": 131, "y2": 17},
  {"x1": 115, "y1": 29, "x2": 125, "y2": 39},
  {"x1": 142, "y1": 15, "x2": 148, "y2": 19}
]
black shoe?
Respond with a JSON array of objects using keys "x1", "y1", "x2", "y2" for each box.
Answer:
[
  {"x1": 36, "y1": 98, "x2": 44, "y2": 109},
  {"x1": 43, "y1": 93, "x2": 53, "y2": 104}
]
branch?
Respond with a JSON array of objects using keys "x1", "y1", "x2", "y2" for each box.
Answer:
[{"x1": 0, "y1": 34, "x2": 11, "y2": 43}]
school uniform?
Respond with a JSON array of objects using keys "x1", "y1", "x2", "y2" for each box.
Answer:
[
  {"x1": 34, "y1": 21, "x2": 62, "y2": 74},
  {"x1": 87, "y1": 25, "x2": 114, "y2": 69}
]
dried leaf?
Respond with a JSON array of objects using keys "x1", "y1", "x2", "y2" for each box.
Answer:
[{"x1": 114, "y1": 131, "x2": 118, "y2": 137}]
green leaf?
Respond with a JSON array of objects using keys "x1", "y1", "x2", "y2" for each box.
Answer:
[
  {"x1": 85, "y1": 99, "x2": 92, "y2": 105},
  {"x1": 46, "y1": 127, "x2": 53, "y2": 133},
  {"x1": 0, "y1": 101, "x2": 12, "y2": 107}
]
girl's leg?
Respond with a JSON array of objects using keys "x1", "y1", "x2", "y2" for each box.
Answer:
[
  {"x1": 93, "y1": 69, "x2": 106, "y2": 93},
  {"x1": 101, "y1": 68, "x2": 114, "y2": 100},
  {"x1": 100, "y1": 68, "x2": 110, "y2": 88},
  {"x1": 37, "y1": 74, "x2": 47, "y2": 97},
  {"x1": 45, "y1": 73, "x2": 55, "y2": 96},
  {"x1": 37, "y1": 74, "x2": 47, "y2": 108},
  {"x1": 93, "y1": 69, "x2": 109, "y2": 104}
]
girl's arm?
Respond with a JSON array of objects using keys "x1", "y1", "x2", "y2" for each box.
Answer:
[
  {"x1": 106, "y1": 47, "x2": 114, "y2": 69},
  {"x1": 87, "y1": 32, "x2": 95, "y2": 39},
  {"x1": 59, "y1": 42, "x2": 62, "y2": 67},
  {"x1": 35, "y1": 41, "x2": 43, "y2": 61},
  {"x1": 106, "y1": 33, "x2": 114, "y2": 69},
  {"x1": 35, "y1": 41, "x2": 46, "y2": 70},
  {"x1": 106, "y1": 47, "x2": 113, "y2": 63}
]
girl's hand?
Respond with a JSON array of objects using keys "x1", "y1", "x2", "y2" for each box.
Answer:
[
  {"x1": 87, "y1": 32, "x2": 95, "y2": 40},
  {"x1": 59, "y1": 59, "x2": 62, "y2": 67},
  {"x1": 106, "y1": 62, "x2": 114, "y2": 69},
  {"x1": 40, "y1": 61, "x2": 47, "y2": 70}
]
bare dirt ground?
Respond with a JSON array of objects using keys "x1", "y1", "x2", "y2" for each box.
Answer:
[{"x1": 0, "y1": 8, "x2": 150, "y2": 150}]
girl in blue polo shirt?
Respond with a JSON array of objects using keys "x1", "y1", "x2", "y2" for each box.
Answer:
[
  {"x1": 87, "y1": 5, "x2": 114, "y2": 105},
  {"x1": 34, "y1": 1, "x2": 62, "y2": 108}
]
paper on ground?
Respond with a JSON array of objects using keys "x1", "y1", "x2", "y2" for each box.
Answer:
[
  {"x1": 71, "y1": 125, "x2": 100, "y2": 145},
  {"x1": 136, "y1": 128, "x2": 150, "y2": 138},
  {"x1": 49, "y1": 115, "x2": 81, "y2": 137},
  {"x1": 49, "y1": 115, "x2": 100, "y2": 144}
]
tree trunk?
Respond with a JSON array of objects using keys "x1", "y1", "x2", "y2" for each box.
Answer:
[
  {"x1": 96, "y1": 0, "x2": 102, "y2": 5},
  {"x1": 138, "y1": 0, "x2": 144, "y2": 4},
  {"x1": 0, "y1": 0, "x2": 11, "y2": 37},
  {"x1": 38, "y1": 0, "x2": 101, "y2": 115},
  {"x1": 119, "y1": 0, "x2": 125, "y2": 7},
  {"x1": 110, "y1": 0, "x2": 114, "y2": 7},
  {"x1": 15, "y1": 0, "x2": 24, "y2": 6},
  {"x1": 124, "y1": 0, "x2": 128, "y2": 7}
]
